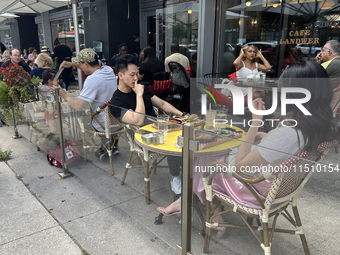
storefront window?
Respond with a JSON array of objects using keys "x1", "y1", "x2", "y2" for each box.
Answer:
[
  {"x1": 163, "y1": 0, "x2": 199, "y2": 76},
  {"x1": 51, "y1": 17, "x2": 84, "y2": 53},
  {"x1": 215, "y1": 0, "x2": 340, "y2": 77},
  {"x1": 0, "y1": 21, "x2": 13, "y2": 50}
]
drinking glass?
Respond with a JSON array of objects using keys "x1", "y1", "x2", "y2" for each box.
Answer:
[
  {"x1": 259, "y1": 71, "x2": 266, "y2": 85},
  {"x1": 215, "y1": 108, "x2": 228, "y2": 128},
  {"x1": 205, "y1": 109, "x2": 216, "y2": 129},
  {"x1": 157, "y1": 115, "x2": 170, "y2": 137}
]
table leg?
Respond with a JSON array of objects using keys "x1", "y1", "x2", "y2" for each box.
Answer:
[
  {"x1": 143, "y1": 148, "x2": 151, "y2": 204},
  {"x1": 144, "y1": 161, "x2": 150, "y2": 204}
]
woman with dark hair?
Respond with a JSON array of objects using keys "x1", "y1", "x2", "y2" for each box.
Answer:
[
  {"x1": 157, "y1": 61, "x2": 337, "y2": 238},
  {"x1": 22, "y1": 49, "x2": 28, "y2": 59},
  {"x1": 138, "y1": 46, "x2": 165, "y2": 85}
]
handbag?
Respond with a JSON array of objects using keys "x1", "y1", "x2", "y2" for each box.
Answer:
[{"x1": 46, "y1": 140, "x2": 81, "y2": 167}]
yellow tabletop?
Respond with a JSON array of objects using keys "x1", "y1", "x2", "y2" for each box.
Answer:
[{"x1": 134, "y1": 124, "x2": 246, "y2": 157}]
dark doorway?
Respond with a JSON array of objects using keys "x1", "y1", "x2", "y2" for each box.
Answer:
[{"x1": 147, "y1": 16, "x2": 156, "y2": 51}]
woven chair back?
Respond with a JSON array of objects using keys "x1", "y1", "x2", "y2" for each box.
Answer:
[{"x1": 264, "y1": 140, "x2": 336, "y2": 206}]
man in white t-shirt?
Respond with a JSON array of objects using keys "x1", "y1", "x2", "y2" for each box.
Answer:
[
  {"x1": 56, "y1": 48, "x2": 118, "y2": 159},
  {"x1": 164, "y1": 43, "x2": 190, "y2": 72}
]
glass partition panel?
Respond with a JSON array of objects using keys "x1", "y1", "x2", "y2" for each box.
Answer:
[
  {"x1": 185, "y1": 76, "x2": 339, "y2": 254},
  {"x1": 27, "y1": 93, "x2": 185, "y2": 251}
]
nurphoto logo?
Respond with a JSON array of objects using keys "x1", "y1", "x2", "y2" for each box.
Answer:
[{"x1": 200, "y1": 82, "x2": 311, "y2": 128}]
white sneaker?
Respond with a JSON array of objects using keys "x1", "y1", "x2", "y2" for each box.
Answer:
[{"x1": 171, "y1": 176, "x2": 182, "y2": 194}]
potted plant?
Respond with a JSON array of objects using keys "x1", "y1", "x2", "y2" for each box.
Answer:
[{"x1": 0, "y1": 63, "x2": 40, "y2": 137}]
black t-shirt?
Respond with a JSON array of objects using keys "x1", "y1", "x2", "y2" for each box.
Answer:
[
  {"x1": 110, "y1": 85, "x2": 156, "y2": 119},
  {"x1": 1, "y1": 60, "x2": 31, "y2": 73},
  {"x1": 139, "y1": 60, "x2": 165, "y2": 85},
  {"x1": 53, "y1": 45, "x2": 72, "y2": 66}
]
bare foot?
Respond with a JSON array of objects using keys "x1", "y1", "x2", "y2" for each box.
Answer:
[{"x1": 157, "y1": 198, "x2": 181, "y2": 216}]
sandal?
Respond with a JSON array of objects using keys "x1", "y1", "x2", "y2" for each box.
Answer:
[{"x1": 157, "y1": 207, "x2": 181, "y2": 217}]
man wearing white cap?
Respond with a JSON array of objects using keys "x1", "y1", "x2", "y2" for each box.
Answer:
[{"x1": 55, "y1": 48, "x2": 118, "y2": 159}]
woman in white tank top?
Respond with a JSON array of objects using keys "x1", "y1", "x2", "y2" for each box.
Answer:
[
  {"x1": 233, "y1": 44, "x2": 271, "y2": 97},
  {"x1": 234, "y1": 44, "x2": 271, "y2": 81}
]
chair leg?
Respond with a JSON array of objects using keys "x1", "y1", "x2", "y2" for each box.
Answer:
[
  {"x1": 121, "y1": 151, "x2": 134, "y2": 185},
  {"x1": 82, "y1": 134, "x2": 87, "y2": 163},
  {"x1": 262, "y1": 222, "x2": 271, "y2": 255},
  {"x1": 203, "y1": 202, "x2": 212, "y2": 253},
  {"x1": 107, "y1": 142, "x2": 114, "y2": 175},
  {"x1": 292, "y1": 206, "x2": 310, "y2": 255},
  {"x1": 152, "y1": 159, "x2": 157, "y2": 175},
  {"x1": 257, "y1": 219, "x2": 264, "y2": 240}
]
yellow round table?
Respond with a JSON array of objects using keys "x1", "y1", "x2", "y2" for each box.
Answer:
[
  {"x1": 134, "y1": 123, "x2": 245, "y2": 204},
  {"x1": 134, "y1": 124, "x2": 246, "y2": 156}
]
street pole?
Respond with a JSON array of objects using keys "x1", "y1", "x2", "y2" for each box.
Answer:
[{"x1": 71, "y1": 0, "x2": 83, "y2": 89}]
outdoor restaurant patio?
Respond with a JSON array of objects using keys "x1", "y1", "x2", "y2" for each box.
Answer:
[{"x1": 1, "y1": 75, "x2": 339, "y2": 254}]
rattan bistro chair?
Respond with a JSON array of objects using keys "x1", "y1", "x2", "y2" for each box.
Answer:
[
  {"x1": 202, "y1": 140, "x2": 337, "y2": 255},
  {"x1": 77, "y1": 100, "x2": 127, "y2": 175},
  {"x1": 121, "y1": 124, "x2": 169, "y2": 204}
]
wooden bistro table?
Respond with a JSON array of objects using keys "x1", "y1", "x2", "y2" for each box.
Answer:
[{"x1": 134, "y1": 124, "x2": 246, "y2": 204}]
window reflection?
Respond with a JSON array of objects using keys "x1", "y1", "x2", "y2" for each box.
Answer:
[
  {"x1": 216, "y1": 0, "x2": 340, "y2": 77},
  {"x1": 51, "y1": 17, "x2": 85, "y2": 54}
]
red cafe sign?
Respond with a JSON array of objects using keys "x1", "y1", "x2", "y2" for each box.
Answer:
[{"x1": 280, "y1": 30, "x2": 319, "y2": 45}]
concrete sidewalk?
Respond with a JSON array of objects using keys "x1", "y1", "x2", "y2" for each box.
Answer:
[
  {"x1": 0, "y1": 162, "x2": 82, "y2": 255},
  {"x1": 0, "y1": 127, "x2": 176, "y2": 255}
]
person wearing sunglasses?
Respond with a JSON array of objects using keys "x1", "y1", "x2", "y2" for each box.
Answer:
[{"x1": 315, "y1": 40, "x2": 340, "y2": 90}]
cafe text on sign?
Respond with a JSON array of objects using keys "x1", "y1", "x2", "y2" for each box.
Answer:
[{"x1": 280, "y1": 29, "x2": 319, "y2": 45}]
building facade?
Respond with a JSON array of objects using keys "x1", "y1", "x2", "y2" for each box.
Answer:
[{"x1": 3, "y1": 0, "x2": 340, "y2": 79}]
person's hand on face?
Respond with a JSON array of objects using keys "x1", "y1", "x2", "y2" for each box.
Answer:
[
  {"x1": 315, "y1": 52, "x2": 322, "y2": 63},
  {"x1": 132, "y1": 80, "x2": 144, "y2": 97}
]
